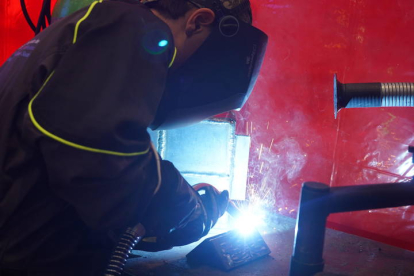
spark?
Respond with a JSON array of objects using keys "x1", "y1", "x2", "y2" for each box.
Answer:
[
  {"x1": 259, "y1": 161, "x2": 264, "y2": 173},
  {"x1": 250, "y1": 121, "x2": 253, "y2": 134},
  {"x1": 258, "y1": 144, "x2": 263, "y2": 160},
  {"x1": 269, "y1": 138, "x2": 274, "y2": 152},
  {"x1": 266, "y1": 121, "x2": 270, "y2": 130}
]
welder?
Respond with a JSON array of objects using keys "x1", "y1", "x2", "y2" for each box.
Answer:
[{"x1": 0, "y1": 0, "x2": 267, "y2": 275}]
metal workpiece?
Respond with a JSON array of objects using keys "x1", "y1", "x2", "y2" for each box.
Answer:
[
  {"x1": 186, "y1": 229, "x2": 271, "y2": 271},
  {"x1": 333, "y1": 74, "x2": 414, "y2": 118},
  {"x1": 127, "y1": 211, "x2": 414, "y2": 275},
  {"x1": 290, "y1": 181, "x2": 414, "y2": 276},
  {"x1": 149, "y1": 118, "x2": 250, "y2": 200}
]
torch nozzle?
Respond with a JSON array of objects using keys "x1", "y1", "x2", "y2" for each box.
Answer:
[{"x1": 227, "y1": 200, "x2": 242, "y2": 218}]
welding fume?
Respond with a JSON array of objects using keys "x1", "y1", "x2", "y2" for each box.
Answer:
[{"x1": 0, "y1": 0, "x2": 268, "y2": 275}]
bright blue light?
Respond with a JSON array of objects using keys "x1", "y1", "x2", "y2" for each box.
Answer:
[
  {"x1": 233, "y1": 204, "x2": 266, "y2": 237},
  {"x1": 158, "y1": 40, "x2": 168, "y2": 47}
]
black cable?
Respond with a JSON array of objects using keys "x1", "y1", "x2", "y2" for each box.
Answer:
[
  {"x1": 35, "y1": 0, "x2": 49, "y2": 34},
  {"x1": 20, "y1": 0, "x2": 36, "y2": 33},
  {"x1": 45, "y1": 0, "x2": 52, "y2": 25},
  {"x1": 104, "y1": 225, "x2": 145, "y2": 276}
]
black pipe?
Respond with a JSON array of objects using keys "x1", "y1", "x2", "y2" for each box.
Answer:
[
  {"x1": 329, "y1": 182, "x2": 414, "y2": 213},
  {"x1": 333, "y1": 74, "x2": 414, "y2": 118},
  {"x1": 289, "y1": 181, "x2": 414, "y2": 276},
  {"x1": 289, "y1": 182, "x2": 330, "y2": 276}
]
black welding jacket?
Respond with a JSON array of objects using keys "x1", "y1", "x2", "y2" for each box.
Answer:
[{"x1": 0, "y1": 1, "x2": 198, "y2": 275}]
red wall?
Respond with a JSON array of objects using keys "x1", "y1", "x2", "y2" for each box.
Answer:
[
  {"x1": 1, "y1": 0, "x2": 414, "y2": 250},
  {"x1": 1, "y1": 1, "x2": 56, "y2": 65},
  {"x1": 240, "y1": 0, "x2": 414, "y2": 250}
]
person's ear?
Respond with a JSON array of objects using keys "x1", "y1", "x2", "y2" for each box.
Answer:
[{"x1": 185, "y1": 8, "x2": 215, "y2": 37}]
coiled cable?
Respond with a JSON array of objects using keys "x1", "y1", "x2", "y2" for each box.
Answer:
[
  {"x1": 104, "y1": 144, "x2": 159, "y2": 275},
  {"x1": 104, "y1": 224, "x2": 146, "y2": 276}
]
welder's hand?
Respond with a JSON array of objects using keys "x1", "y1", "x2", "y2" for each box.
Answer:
[
  {"x1": 158, "y1": 183, "x2": 229, "y2": 246},
  {"x1": 192, "y1": 183, "x2": 229, "y2": 231},
  {"x1": 136, "y1": 182, "x2": 229, "y2": 252},
  {"x1": 158, "y1": 184, "x2": 229, "y2": 247}
]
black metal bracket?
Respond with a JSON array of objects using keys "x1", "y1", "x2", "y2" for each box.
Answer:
[{"x1": 289, "y1": 146, "x2": 414, "y2": 276}]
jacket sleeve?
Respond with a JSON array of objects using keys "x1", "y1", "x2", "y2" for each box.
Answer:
[
  {"x1": 140, "y1": 160, "x2": 202, "y2": 237},
  {"x1": 25, "y1": 2, "x2": 194, "y2": 231}
]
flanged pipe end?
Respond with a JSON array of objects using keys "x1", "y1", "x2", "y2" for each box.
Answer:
[{"x1": 303, "y1": 182, "x2": 330, "y2": 192}]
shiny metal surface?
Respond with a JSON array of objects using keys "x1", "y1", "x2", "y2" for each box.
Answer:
[
  {"x1": 381, "y1": 82, "x2": 414, "y2": 106},
  {"x1": 149, "y1": 119, "x2": 250, "y2": 199},
  {"x1": 126, "y1": 213, "x2": 414, "y2": 276}
]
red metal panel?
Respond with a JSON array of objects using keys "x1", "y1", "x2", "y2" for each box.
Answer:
[
  {"x1": 241, "y1": 0, "x2": 414, "y2": 250},
  {"x1": 0, "y1": 0, "x2": 57, "y2": 65}
]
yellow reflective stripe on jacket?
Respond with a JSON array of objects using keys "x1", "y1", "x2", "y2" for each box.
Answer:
[
  {"x1": 73, "y1": 0, "x2": 103, "y2": 44},
  {"x1": 73, "y1": 0, "x2": 176, "y2": 68},
  {"x1": 28, "y1": 71, "x2": 150, "y2": 157},
  {"x1": 168, "y1": 47, "x2": 177, "y2": 68}
]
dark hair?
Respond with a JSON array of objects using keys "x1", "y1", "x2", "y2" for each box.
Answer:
[
  {"x1": 145, "y1": 0, "x2": 194, "y2": 20},
  {"x1": 145, "y1": 0, "x2": 252, "y2": 24}
]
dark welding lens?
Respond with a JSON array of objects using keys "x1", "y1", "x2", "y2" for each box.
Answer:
[{"x1": 219, "y1": 15, "x2": 239, "y2": 37}]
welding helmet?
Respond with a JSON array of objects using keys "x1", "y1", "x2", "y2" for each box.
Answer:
[{"x1": 146, "y1": 0, "x2": 268, "y2": 130}]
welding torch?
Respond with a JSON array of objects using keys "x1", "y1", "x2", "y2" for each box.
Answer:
[
  {"x1": 227, "y1": 200, "x2": 243, "y2": 218},
  {"x1": 192, "y1": 183, "x2": 244, "y2": 223}
]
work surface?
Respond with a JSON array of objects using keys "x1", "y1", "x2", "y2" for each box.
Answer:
[{"x1": 126, "y1": 214, "x2": 414, "y2": 276}]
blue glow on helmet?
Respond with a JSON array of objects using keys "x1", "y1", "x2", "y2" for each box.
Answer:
[{"x1": 158, "y1": 40, "x2": 169, "y2": 47}]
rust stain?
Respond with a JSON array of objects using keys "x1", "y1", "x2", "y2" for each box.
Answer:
[
  {"x1": 356, "y1": 34, "x2": 364, "y2": 43},
  {"x1": 324, "y1": 43, "x2": 346, "y2": 49},
  {"x1": 334, "y1": 9, "x2": 350, "y2": 27},
  {"x1": 355, "y1": 26, "x2": 366, "y2": 43},
  {"x1": 377, "y1": 113, "x2": 397, "y2": 136},
  {"x1": 351, "y1": 0, "x2": 366, "y2": 6}
]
